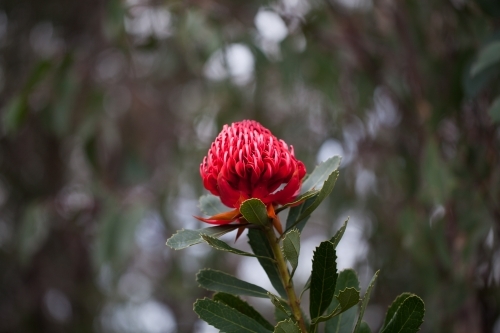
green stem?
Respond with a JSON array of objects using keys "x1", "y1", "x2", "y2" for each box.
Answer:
[{"x1": 263, "y1": 225, "x2": 308, "y2": 333}]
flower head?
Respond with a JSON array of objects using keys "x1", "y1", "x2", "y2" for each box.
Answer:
[{"x1": 198, "y1": 120, "x2": 306, "y2": 229}]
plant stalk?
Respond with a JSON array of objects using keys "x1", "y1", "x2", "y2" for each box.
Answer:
[{"x1": 263, "y1": 225, "x2": 308, "y2": 333}]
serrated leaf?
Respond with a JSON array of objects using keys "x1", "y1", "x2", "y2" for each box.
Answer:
[
  {"x1": 381, "y1": 293, "x2": 413, "y2": 329},
  {"x1": 166, "y1": 225, "x2": 239, "y2": 250},
  {"x1": 201, "y1": 234, "x2": 272, "y2": 260},
  {"x1": 325, "y1": 269, "x2": 360, "y2": 333},
  {"x1": 274, "y1": 319, "x2": 301, "y2": 333},
  {"x1": 301, "y1": 156, "x2": 342, "y2": 194},
  {"x1": 330, "y1": 219, "x2": 348, "y2": 248},
  {"x1": 380, "y1": 295, "x2": 425, "y2": 333},
  {"x1": 197, "y1": 269, "x2": 269, "y2": 298},
  {"x1": 268, "y1": 292, "x2": 291, "y2": 317},
  {"x1": 240, "y1": 198, "x2": 269, "y2": 226},
  {"x1": 214, "y1": 293, "x2": 274, "y2": 331},
  {"x1": 199, "y1": 194, "x2": 227, "y2": 216},
  {"x1": 310, "y1": 240, "x2": 338, "y2": 320},
  {"x1": 470, "y1": 41, "x2": 500, "y2": 76},
  {"x1": 488, "y1": 95, "x2": 500, "y2": 123},
  {"x1": 285, "y1": 196, "x2": 316, "y2": 232},
  {"x1": 248, "y1": 229, "x2": 287, "y2": 298},
  {"x1": 311, "y1": 288, "x2": 360, "y2": 324},
  {"x1": 286, "y1": 171, "x2": 339, "y2": 232},
  {"x1": 194, "y1": 298, "x2": 272, "y2": 333},
  {"x1": 282, "y1": 228, "x2": 300, "y2": 275},
  {"x1": 353, "y1": 270, "x2": 379, "y2": 333},
  {"x1": 276, "y1": 190, "x2": 320, "y2": 213}
]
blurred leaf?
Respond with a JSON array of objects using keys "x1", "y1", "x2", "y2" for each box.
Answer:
[
  {"x1": 2, "y1": 96, "x2": 28, "y2": 135},
  {"x1": 201, "y1": 234, "x2": 271, "y2": 259},
  {"x1": 380, "y1": 295, "x2": 425, "y2": 333},
  {"x1": 214, "y1": 293, "x2": 274, "y2": 331},
  {"x1": 488, "y1": 95, "x2": 500, "y2": 123},
  {"x1": 381, "y1": 293, "x2": 413, "y2": 329},
  {"x1": 353, "y1": 271, "x2": 380, "y2": 333},
  {"x1": 268, "y1": 292, "x2": 292, "y2": 317},
  {"x1": 166, "y1": 225, "x2": 239, "y2": 250},
  {"x1": 194, "y1": 298, "x2": 272, "y2": 333},
  {"x1": 197, "y1": 269, "x2": 269, "y2": 298},
  {"x1": 240, "y1": 198, "x2": 269, "y2": 226},
  {"x1": 199, "y1": 194, "x2": 227, "y2": 216},
  {"x1": 312, "y1": 287, "x2": 360, "y2": 324},
  {"x1": 325, "y1": 269, "x2": 360, "y2": 333},
  {"x1": 470, "y1": 41, "x2": 500, "y2": 76},
  {"x1": 274, "y1": 319, "x2": 301, "y2": 333},
  {"x1": 310, "y1": 240, "x2": 338, "y2": 320},
  {"x1": 356, "y1": 321, "x2": 372, "y2": 333},
  {"x1": 282, "y1": 228, "x2": 300, "y2": 276},
  {"x1": 248, "y1": 229, "x2": 287, "y2": 297},
  {"x1": 18, "y1": 203, "x2": 50, "y2": 266},
  {"x1": 422, "y1": 140, "x2": 455, "y2": 204},
  {"x1": 301, "y1": 156, "x2": 342, "y2": 194}
]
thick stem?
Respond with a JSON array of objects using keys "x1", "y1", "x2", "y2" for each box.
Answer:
[{"x1": 263, "y1": 225, "x2": 308, "y2": 333}]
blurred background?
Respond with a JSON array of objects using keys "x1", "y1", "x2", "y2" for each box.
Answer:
[{"x1": 0, "y1": 0, "x2": 499, "y2": 332}]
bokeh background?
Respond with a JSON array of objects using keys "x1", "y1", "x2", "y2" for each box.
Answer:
[{"x1": 0, "y1": 0, "x2": 499, "y2": 332}]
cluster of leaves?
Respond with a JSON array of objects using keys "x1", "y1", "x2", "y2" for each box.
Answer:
[{"x1": 167, "y1": 157, "x2": 425, "y2": 332}]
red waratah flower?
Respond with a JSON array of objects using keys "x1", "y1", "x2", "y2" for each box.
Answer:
[{"x1": 197, "y1": 120, "x2": 306, "y2": 233}]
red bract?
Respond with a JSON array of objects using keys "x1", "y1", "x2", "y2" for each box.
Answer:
[{"x1": 197, "y1": 120, "x2": 306, "y2": 232}]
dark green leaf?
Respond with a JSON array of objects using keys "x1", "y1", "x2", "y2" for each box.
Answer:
[
  {"x1": 276, "y1": 190, "x2": 319, "y2": 213},
  {"x1": 268, "y1": 292, "x2": 291, "y2": 317},
  {"x1": 166, "y1": 225, "x2": 239, "y2": 250},
  {"x1": 197, "y1": 269, "x2": 269, "y2": 298},
  {"x1": 380, "y1": 295, "x2": 425, "y2": 333},
  {"x1": 488, "y1": 95, "x2": 500, "y2": 123},
  {"x1": 330, "y1": 219, "x2": 348, "y2": 248},
  {"x1": 201, "y1": 234, "x2": 271, "y2": 259},
  {"x1": 356, "y1": 321, "x2": 371, "y2": 333},
  {"x1": 301, "y1": 156, "x2": 342, "y2": 194},
  {"x1": 312, "y1": 288, "x2": 359, "y2": 324},
  {"x1": 282, "y1": 228, "x2": 300, "y2": 275},
  {"x1": 194, "y1": 298, "x2": 272, "y2": 333},
  {"x1": 248, "y1": 229, "x2": 287, "y2": 298},
  {"x1": 274, "y1": 319, "x2": 301, "y2": 333},
  {"x1": 199, "y1": 194, "x2": 228, "y2": 216},
  {"x1": 325, "y1": 269, "x2": 360, "y2": 333},
  {"x1": 213, "y1": 293, "x2": 274, "y2": 331},
  {"x1": 470, "y1": 41, "x2": 500, "y2": 76},
  {"x1": 285, "y1": 196, "x2": 316, "y2": 232},
  {"x1": 240, "y1": 198, "x2": 269, "y2": 226},
  {"x1": 381, "y1": 293, "x2": 412, "y2": 329},
  {"x1": 353, "y1": 270, "x2": 379, "y2": 333},
  {"x1": 310, "y1": 240, "x2": 338, "y2": 320}
]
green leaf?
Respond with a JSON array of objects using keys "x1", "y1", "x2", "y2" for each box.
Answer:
[
  {"x1": 380, "y1": 295, "x2": 425, "y2": 333},
  {"x1": 310, "y1": 240, "x2": 338, "y2": 320},
  {"x1": 213, "y1": 293, "x2": 274, "y2": 331},
  {"x1": 166, "y1": 225, "x2": 239, "y2": 250},
  {"x1": 353, "y1": 270, "x2": 379, "y2": 333},
  {"x1": 381, "y1": 293, "x2": 413, "y2": 329},
  {"x1": 248, "y1": 229, "x2": 287, "y2": 298},
  {"x1": 325, "y1": 269, "x2": 360, "y2": 333},
  {"x1": 240, "y1": 198, "x2": 269, "y2": 226},
  {"x1": 201, "y1": 234, "x2": 271, "y2": 259},
  {"x1": 285, "y1": 196, "x2": 316, "y2": 232},
  {"x1": 268, "y1": 292, "x2": 292, "y2": 317},
  {"x1": 274, "y1": 319, "x2": 301, "y2": 333},
  {"x1": 2, "y1": 96, "x2": 28, "y2": 135},
  {"x1": 276, "y1": 189, "x2": 320, "y2": 213},
  {"x1": 282, "y1": 228, "x2": 300, "y2": 276},
  {"x1": 470, "y1": 41, "x2": 500, "y2": 76},
  {"x1": 300, "y1": 275, "x2": 311, "y2": 299},
  {"x1": 301, "y1": 156, "x2": 342, "y2": 194},
  {"x1": 199, "y1": 194, "x2": 227, "y2": 216},
  {"x1": 312, "y1": 287, "x2": 360, "y2": 324},
  {"x1": 194, "y1": 298, "x2": 272, "y2": 333},
  {"x1": 330, "y1": 219, "x2": 348, "y2": 248},
  {"x1": 488, "y1": 95, "x2": 500, "y2": 124},
  {"x1": 197, "y1": 269, "x2": 269, "y2": 298},
  {"x1": 18, "y1": 203, "x2": 50, "y2": 266},
  {"x1": 356, "y1": 321, "x2": 371, "y2": 333},
  {"x1": 286, "y1": 171, "x2": 339, "y2": 232}
]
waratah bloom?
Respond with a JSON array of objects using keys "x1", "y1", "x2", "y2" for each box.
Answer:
[{"x1": 197, "y1": 120, "x2": 306, "y2": 232}]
